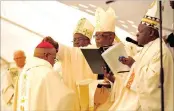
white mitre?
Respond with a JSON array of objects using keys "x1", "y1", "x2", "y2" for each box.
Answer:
[
  {"x1": 95, "y1": 7, "x2": 121, "y2": 42},
  {"x1": 95, "y1": 7, "x2": 116, "y2": 32},
  {"x1": 140, "y1": 0, "x2": 165, "y2": 30}
]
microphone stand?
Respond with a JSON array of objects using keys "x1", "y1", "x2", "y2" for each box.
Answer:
[{"x1": 159, "y1": 1, "x2": 164, "y2": 111}]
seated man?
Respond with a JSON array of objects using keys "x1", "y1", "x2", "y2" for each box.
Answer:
[{"x1": 13, "y1": 41, "x2": 80, "y2": 111}]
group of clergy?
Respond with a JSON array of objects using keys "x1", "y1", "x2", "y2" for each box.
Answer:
[{"x1": 1, "y1": 0, "x2": 174, "y2": 111}]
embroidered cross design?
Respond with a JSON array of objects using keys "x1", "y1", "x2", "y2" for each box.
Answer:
[{"x1": 126, "y1": 69, "x2": 135, "y2": 89}]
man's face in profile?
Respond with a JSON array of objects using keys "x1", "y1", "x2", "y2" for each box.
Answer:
[
  {"x1": 73, "y1": 33, "x2": 90, "y2": 47},
  {"x1": 136, "y1": 24, "x2": 152, "y2": 45}
]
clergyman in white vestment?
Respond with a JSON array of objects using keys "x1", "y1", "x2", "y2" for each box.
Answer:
[
  {"x1": 1, "y1": 50, "x2": 26, "y2": 111},
  {"x1": 13, "y1": 41, "x2": 80, "y2": 111},
  {"x1": 97, "y1": 0, "x2": 174, "y2": 110},
  {"x1": 43, "y1": 18, "x2": 97, "y2": 93},
  {"x1": 92, "y1": 7, "x2": 125, "y2": 110}
]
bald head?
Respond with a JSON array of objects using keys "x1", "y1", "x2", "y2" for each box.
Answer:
[{"x1": 13, "y1": 50, "x2": 26, "y2": 68}]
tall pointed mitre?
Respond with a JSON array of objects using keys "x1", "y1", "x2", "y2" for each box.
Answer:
[
  {"x1": 95, "y1": 7, "x2": 116, "y2": 32},
  {"x1": 73, "y1": 18, "x2": 94, "y2": 40},
  {"x1": 95, "y1": 7, "x2": 121, "y2": 42},
  {"x1": 141, "y1": 0, "x2": 162, "y2": 30}
]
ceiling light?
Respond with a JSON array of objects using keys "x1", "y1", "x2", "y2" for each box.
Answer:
[
  {"x1": 118, "y1": 20, "x2": 125, "y2": 23},
  {"x1": 86, "y1": 9, "x2": 95, "y2": 14},
  {"x1": 132, "y1": 25, "x2": 138, "y2": 29},
  {"x1": 122, "y1": 24, "x2": 128, "y2": 29},
  {"x1": 89, "y1": 4, "x2": 96, "y2": 8},
  {"x1": 78, "y1": 4, "x2": 88, "y2": 8},
  {"x1": 70, "y1": 5, "x2": 79, "y2": 9},
  {"x1": 127, "y1": 20, "x2": 134, "y2": 24}
]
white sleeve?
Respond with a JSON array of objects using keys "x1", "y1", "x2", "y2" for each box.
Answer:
[
  {"x1": 56, "y1": 43, "x2": 71, "y2": 61},
  {"x1": 58, "y1": 92, "x2": 80, "y2": 111}
]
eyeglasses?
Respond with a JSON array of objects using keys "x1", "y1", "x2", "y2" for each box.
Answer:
[
  {"x1": 45, "y1": 53, "x2": 56, "y2": 60},
  {"x1": 93, "y1": 33, "x2": 112, "y2": 38},
  {"x1": 46, "y1": 53, "x2": 59, "y2": 63}
]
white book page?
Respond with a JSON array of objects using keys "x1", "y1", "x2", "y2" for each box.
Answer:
[{"x1": 102, "y1": 43, "x2": 130, "y2": 75}]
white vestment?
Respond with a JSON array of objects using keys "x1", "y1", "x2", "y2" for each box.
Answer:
[
  {"x1": 1, "y1": 66, "x2": 22, "y2": 111},
  {"x1": 97, "y1": 38, "x2": 174, "y2": 111},
  {"x1": 53, "y1": 61, "x2": 63, "y2": 82},
  {"x1": 57, "y1": 44, "x2": 97, "y2": 93},
  {"x1": 13, "y1": 57, "x2": 80, "y2": 111}
]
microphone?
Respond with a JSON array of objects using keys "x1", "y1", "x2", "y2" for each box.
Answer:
[
  {"x1": 166, "y1": 33, "x2": 174, "y2": 47},
  {"x1": 106, "y1": 0, "x2": 115, "y2": 4},
  {"x1": 126, "y1": 37, "x2": 143, "y2": 47}
]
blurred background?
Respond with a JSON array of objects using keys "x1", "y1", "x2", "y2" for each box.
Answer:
[{"x1": 1, "y1": 0, "x2": 173, "y2": 73}]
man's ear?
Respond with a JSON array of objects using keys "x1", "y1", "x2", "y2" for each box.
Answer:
[
  {"x1": 109, "y1": 36, "x2": 114, "y2": 43},
  {"x1": 44, "y1": 53, "x2": 49, "y2": 59},
  {"x1": 111, "y1": 34, "x2": 115, "y2": 40},
  {"x1": 149, "y1": 29, "x2": 155, "y2": 37}
]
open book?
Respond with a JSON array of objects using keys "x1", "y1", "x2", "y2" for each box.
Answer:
[
  {"x1": 80, "y1": 47, "x2": 106, "y2": 74},
  {"x1": 102, "y1": 43, "x2": 130, "y2": 75},
  {"x1": 80, "y1": 43, "x2": 129, "y2": 74}
]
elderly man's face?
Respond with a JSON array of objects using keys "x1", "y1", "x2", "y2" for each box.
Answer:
[
  {"x1": 136, "y1": 24, "x2": 153, "y2": 45},
  {"x1": 73, "y1": 33, "x2": 90, "y2": 47},
  {"x1": 13, "y1": 51, "x2": 26, "y2": 68},
  {"x1": 94, "y1": 32, "x2": 115, "y2": 47},
  {"x1": 45, "y1": 49, "x2": 57, "y2": 66}
]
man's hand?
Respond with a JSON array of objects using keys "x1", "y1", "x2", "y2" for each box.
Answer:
[
  {"x1": 102, "y1": 67, "x2": 115, "y2": 83},
  {"x1": 43, "y1": 36, "x2": 59, "y2": 52},
  {"x1": 119, "y1": 56, "x2": 135, "y2": 68}
]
